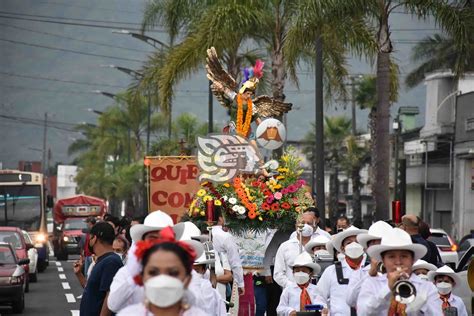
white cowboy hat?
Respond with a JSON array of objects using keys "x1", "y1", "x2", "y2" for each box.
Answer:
[
  {"x1": 367, "y1": 227, "x2": 427, "y2": 261},
  {"x1": 290, "y1": 252, "x2": 321, "y2": 275},
  {"x1": 175, "y1": 221, "x2": 205, "y2": 258},
  {"x1": 130, "y1": 210, "x2": 177, "y2": 242},
  {"x1": 193, "y1": 252, "x2": 215, "y2": 265},
  {"x1": 412, "y1": 259, "x2": 437, "y2": 273},
  {"x1": 332, "y1": 226, "x2": 368, "y2": 253},
  {"x1": 325, "y1": 239, "x2": 335, "y2": 257},
  {"x1": 357, "y1": 221, "x2": 393, "y2": 249},
  {"x1": 305, "y1": 235, "x2": 330, "y2": 254},
  {"x1": 428, "y1": 265, "x2": 462, "y2": 288}
]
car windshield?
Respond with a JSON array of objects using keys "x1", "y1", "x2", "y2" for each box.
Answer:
[
  {"x1": 0, "y1": 232, "x2": 22, "y2": 249},
  {"x1": 428, "y1": 233, "x2": 450, "y2": 246},
  {"x1": 0, "y1": 246, "x2": 15, "y2": 264},
  {"x1": 64, "y1": 219, "x2": 87, "y2": 231},
  {"x1": 22, "y1": 232, "x2": 32, "y2": 244},
  {"x1": 0, "y1": 185, "x2": 42, "y2": 231}
]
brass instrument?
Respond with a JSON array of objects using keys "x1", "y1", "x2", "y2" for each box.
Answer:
[
  {"x1": 377, "y1": 262, "x2": 386, "y2": 276},
  {"x1": 393, "y1": 267, "x2": 416, "y2": 304}
]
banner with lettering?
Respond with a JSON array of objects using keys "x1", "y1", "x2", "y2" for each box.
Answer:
[{"x1": 146, "y1": 156, "x2": 199, "y2": 223}]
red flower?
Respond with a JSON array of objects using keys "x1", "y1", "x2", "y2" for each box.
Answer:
[
  {"x1": 263, "y1": 189, "x2": 272, "y2": 197},
  {"x1": 262, "y1": 203, "x2": 271, "y2": 211},
  {"x1": 248, "y1": 210, "x2": 257, "y2": 219},
  {"x1": 251, "y1": 181, "x2": 260, "y2": 187},
  {"x1": 271, "y1": 203, "x2": 280, "y2": 211},
  {"x1": 281, "y1": 202, "x2": 291, "y2": 210}
]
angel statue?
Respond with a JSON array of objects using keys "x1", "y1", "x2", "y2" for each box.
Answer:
[{"x1": 206, "y1": 47, "x2": 292, "y2": 175}]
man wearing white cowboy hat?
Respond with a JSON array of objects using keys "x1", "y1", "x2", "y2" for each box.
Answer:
[
  {"x1": 304, "y1": 235, "x2": 332, "y2": 276},
  {"x1": 190, "y1": 253, "x2": 227, "y2": 316},
  {"x1": 412, "y1": 259, "x2": 437, "y2": 281},
  {"x1": 107, "y1": 212, "x2": 204, "y2": 313},
  {"x1": 346, "y1": 221, "x2": 393, "y2": 308},
  {"x1": 277, "y1": 252, "x2": 327, "y2": 316},
  {"x1": 315, "y1": 226, "x2": 367, "y2": 316},
  {"x1": 357, "y1": 227, "x2": 441, "y2": 315},
  {"x1": 428, "y1": 265, "x2": 468, "y2": 316}
]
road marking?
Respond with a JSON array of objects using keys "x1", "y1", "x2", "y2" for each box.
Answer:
[
  {"x1": 71, "y1": 311, "x2": 79, "y2": 316},
  {"x1": 58, "y1": 267, "x2": 64, "y2": 272},
  {"x1": 59, "y1": 273, "x2": 66, "y2": 279},
  {"x1": 55, "y1": 261, "x2": 62, "y2": 267},
  {"x1": 65, "y1": 293, "x2": 76, "y2": 303},
  {"x1": 62, "y1": 282, "x2": 70, "y2": 290}
]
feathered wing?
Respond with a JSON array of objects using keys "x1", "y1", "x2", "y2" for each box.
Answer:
[
  {"x1": 253, "y1": 95, "x2": 293, "y2": 118},
  {"x1": 205, "y1": 47, "x2": 238, "y2": 109}
]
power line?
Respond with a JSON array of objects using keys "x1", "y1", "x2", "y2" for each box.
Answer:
[
  {"x1": 33, "y1": 1, "x2": 143, "y2": 15},
  {"x1": 0, "y1": 71, "x2": 128, "y2": 88},
  {"x1": 0, "y1": 84, "x2": 98, "y2": 95},
  {"x1": 0, "y1": 114, "x2": 79, "y2": 132},
  {"x1": 0, "y1": 38, "x2": 144, "y2": 63},
  {"x1": 0, "y1": 23, "x2": 152, "y2": 54}
]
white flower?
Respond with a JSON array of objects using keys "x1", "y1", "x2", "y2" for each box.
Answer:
[
  {"x1": 237, "y1": 206, "x2": 246, "y2": 215},
  {"x1": 228, "y1": 197, "x2": 237, "y2": 205},
  {"x1": 222, "y1": 195, "x2": 228, "y2": 201},
  {"x1": 232, "y1": 205, "x2": 240, "y2": 212}
]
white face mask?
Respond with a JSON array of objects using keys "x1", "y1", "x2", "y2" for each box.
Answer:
[
  {"x1": 436, "y1": 281, "x2": 453, "y2": 295},
  {"x1": 314, "y1": 249, "x2": 331, "y2": 261},
  {"x1": 344, "y1": 242, "x2": 364, "y2": 259},
  {"x1": 301, "y1": 224, "x2": 314, "y2": 237},
  {"x1": 293, "y1": 271, "x2": 310, "y2": 285},
  {"x1": 144, "y1": 275, "x2": 185, "y2": 307},
  {"x1": 417, "y1": 274, "x2": 429, "y2": 281}
]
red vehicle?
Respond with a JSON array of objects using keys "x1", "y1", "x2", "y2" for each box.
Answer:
[
  {"x1": 0, "y1": 227, "x2": 32, "y2": 293},
  {"x1": 52, "y1": 195, "x2": 106, "y2": 261},
  {"x1": 0, "y1": 242, "x2": 29, "y2": 313}
]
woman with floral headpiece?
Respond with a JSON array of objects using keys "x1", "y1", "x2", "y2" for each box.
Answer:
[{"x1": 117, "y1": 227, "x2": 206, "y2": 316}]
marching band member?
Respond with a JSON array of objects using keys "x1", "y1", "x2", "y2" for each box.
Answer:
[
  {"x1": 276, "y1": 252, "x2": 326, "y2": 316},
  {"x1": 346, "y1": 220, "x2": 393, "y2": 308},
  {"x1": 315, "y1": 226, "x2": 367, "y2": 315},
  {"x1": 412, "y1": 259, "x2": 437, "y2": 281},
  {"x1": 117, "y1": 226, "x2": 206, "y2": 316},
  {"x1": 428, "y1": 265, "x2": 469, "y2": 316},
  {"x1": 357, "y1": 227, "x2": 441, "y2": 315},
  {"x1": 274, "y1": 217, "x2": 315, "y2": 288},
  {"x1": 304, "y1": 235, "x2": 332, "y2": 275}
]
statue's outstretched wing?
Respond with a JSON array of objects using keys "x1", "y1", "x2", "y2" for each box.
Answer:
[
  {"x1": 206, "y1": 47, "x2": 238, "y2": 109},
  {"x1": 253, "y1": 95, "x2": 293, "y2": 118}
]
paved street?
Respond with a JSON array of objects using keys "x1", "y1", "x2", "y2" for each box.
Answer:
[{"x1": 0, "y1": 255, "x2": 82, "y2": 316}]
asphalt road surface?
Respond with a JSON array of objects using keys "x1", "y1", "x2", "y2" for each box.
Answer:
[{"x1": 0, "y1": 255, "x2": 82, "y2": 316}]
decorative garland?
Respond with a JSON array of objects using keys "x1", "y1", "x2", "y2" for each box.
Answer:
[{"x1": 236, "y1": 94, "x2": 253, "y2": 137}]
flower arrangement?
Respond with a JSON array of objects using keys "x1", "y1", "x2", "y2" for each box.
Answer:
[{"x1": 186, "y1": 148, "x2": 314, "y2": 233}]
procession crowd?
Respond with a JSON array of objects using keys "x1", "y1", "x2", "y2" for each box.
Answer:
[{"x1": 73, "y1": 208, "x2": 469, "y2": 316}]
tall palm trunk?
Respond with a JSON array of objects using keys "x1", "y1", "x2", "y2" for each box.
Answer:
[
  {"x1": 271, "y1": 3, "x2": 286, "y2": 102},
  {"x1": 351, "y1": 167, "x2": 362, "y2": 227},
  {"x1": 374, "y1": 7, "x2": 392, "y2": 220},
  {"x1": 329, "y1": 168, "x2": 339, "y2": 220}
]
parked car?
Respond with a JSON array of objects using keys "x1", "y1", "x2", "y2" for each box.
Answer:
[
  {"x1": 21, "y1": 231, "x2": 38, "y2": 283},
  {"x1": 428, "y1": 228, "x2": 459, "y2": 267},
  {"x1": 0, "y1": 242, "x2": 29, "y2": 313},
  {"x1": 458, "y1": 237, "x2": 474, "y2": 259},
  {"x1": 0, "y1": 227, "x2": 31, "y2": 292}
]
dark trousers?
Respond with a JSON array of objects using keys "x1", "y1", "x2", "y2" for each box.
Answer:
[{"x1": 266, "y1": 266, "x2": 282, "y2": 316}]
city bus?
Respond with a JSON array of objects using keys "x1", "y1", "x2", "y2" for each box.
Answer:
[{"x1": 0, "y1": 170, "x2": 51, "y2": 271}]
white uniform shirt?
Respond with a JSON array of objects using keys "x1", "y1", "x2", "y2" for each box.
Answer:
[
  {"x1": 277, "y1": 283, "x2": 327, "y2": 316},
  {"x1": 212, "y1": 226, "x2": 244, "y2": 288},
  {"x1": 434, "y1": 293, "x2": 468, "y2": 316},
  {"x1": 274, "y1": 238, "x2": 304, "y2": 288},
  {"x1": 189, "y1": 272, "x2": 227, "y2": 316},
  {"x1": 315, "y1": 257, "x2": 367, "y2": 316},
  {"x1": 289, "y1": 226, "x2": 331, "y2": 241},
  {"x1": 117, "y1": 303, "x2": 207, "y2": 316},
  {"x1": 345, "y1": 264, "x2": 371, "y2": 307},
  {"x1": 357, "y1": 273, "x2": 442, "y2": 315}
]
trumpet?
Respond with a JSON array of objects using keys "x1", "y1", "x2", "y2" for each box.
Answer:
[
  {"x1": 377, "y1": 262, "x2": 386, "y2": 276},
  {"x1": 393, "y1": 267, "x2": 416, "y2": 304}
]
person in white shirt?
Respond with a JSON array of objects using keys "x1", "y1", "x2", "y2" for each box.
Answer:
[
  {"x1": 304, "y1": 235, "x2": 332, "y2": 276},
  {"x1": 428, "y1": 265, "x2": 469, "y2": 316},
  {"x1": 274, "y1": 218, "x2": 316, "y2": 288},
  {"x1": 315, "y1": 226, "x2": 367, "y2": 316},
  {"x1": 346, "y1": 221, "x2": 393, "y2": 308},
  {"x1": 357, "y1": 227, "x2": 442, "y2": 315},
  {"x1": 277, "y1": 252, "x2": 326, "y2": 316},
  {"x1": 191, "y1": 253, "x2": 227, "y2": 315},
  {"x1": 211, "y1": 210, "x2": 245, "y2": 295},
  {"x1": 107, "y1": 212, "x2": 203, "y2": 313},
  {"x1": 412, "y1": 259, "x2": 436, "y2": 281},
  {"x1": 289, "y1": 208, "x2": 331, "y2": 240}
]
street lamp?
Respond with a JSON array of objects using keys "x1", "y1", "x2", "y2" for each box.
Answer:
[
  {"x1": 87, "y1": 108, "x2": 104, "y2": 115},
  {"x1": 112, "y1": 30, "x2": 169, "y2": 49},
  {"x1": 100, "y1": 64, "x2": 143, "y2": 80}
]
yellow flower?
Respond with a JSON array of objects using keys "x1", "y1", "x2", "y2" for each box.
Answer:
[
  {"x1": 258, "y1": 216, "x2": 263, "y2": 221},
  {"x1": 201, "y1": 181, "x2": 208, "y2": 186},
  {"x1": 223, "y1": 183, "x2": 230, "y2": 188},
  {"x1": 203, "y1": 195, "x2": 212, "y2": 202},
  {"x1": 197, "y1": 189, "x2": 206, "y2": 197},
  {"x1": 214, "y1": 200, "x2": 222, "y2": 206},
  {"x1": 276, "y1": 175, "x2": 285, "y2": 180},
  {"x1": 274, "y1": 184, "x2": 282, "y2": 190},
  {"x1": 200, "y1": 211, "x2": 205, "y2": 216},
  {"x1": 194, "y1": 208, "x2": 200, "y2": 214}
]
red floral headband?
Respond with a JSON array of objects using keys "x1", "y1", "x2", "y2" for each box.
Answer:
[{"x1": 133, "y1": 226, "x2": 197, "y2": 285}]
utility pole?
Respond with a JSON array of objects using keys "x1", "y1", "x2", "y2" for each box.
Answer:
[
  {"x1": 351, "y1": 77, "x2": 357, "y2": 135},
  {"x1": 146, "y1": 89, "x2": 151, "y2": 154},
  {"x1": 315, "y1": 36, "x2": 326, "y2": 221},
  {"x1": 42, "y1": 113, "x2": 48, "y2": 175},
  {"x1": 208, "y1": 80, "x2": 213, "y2": 133}
]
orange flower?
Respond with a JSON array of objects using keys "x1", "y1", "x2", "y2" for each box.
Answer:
[
  {"x1": 281, "y1": 202, "x2": 291, "y2": 210},
  {"x1": 262, "y1": 203, "x2": 271, "y2": 211},
  {"x1": 233, "y1": 177, "x2": 242, "y2": 186},
  {"x1": 271, "y1": 203, "x2": 280, "y2": 211},
  {"x1": 248, "y1": 210, "x2": 257, "y2": 219},
  {"x1": 247, "y1": 203, "x2": 257, "y2": 212}
]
